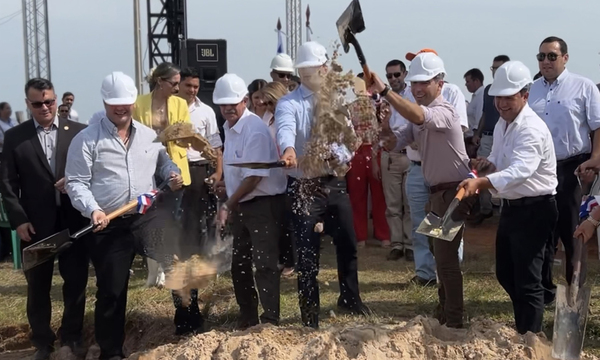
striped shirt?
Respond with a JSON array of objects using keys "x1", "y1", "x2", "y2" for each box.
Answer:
[{"x1": 65, "y1": 117, "x2": 180, "y2": 218}]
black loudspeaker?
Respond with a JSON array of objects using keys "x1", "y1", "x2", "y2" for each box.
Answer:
[{"x1": 180, "y1": 39, "x2": 228, "y2": 142}]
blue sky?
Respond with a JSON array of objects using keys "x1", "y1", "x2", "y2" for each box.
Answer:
[{"x1": 1, "y1": 0, "x2": 599, "y2": 120}]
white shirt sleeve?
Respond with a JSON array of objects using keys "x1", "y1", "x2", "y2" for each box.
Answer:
[
  {"x1": 585, "y1": 81, "x2": 600, "y2": 131},
  {"x1": 486, "y1": 126, "x2": 543, "y2": 194},
  {"x1": 204, "y1": 107, "x2": 223, "y2": 148},
  {"x1": 445, "y1": 84, "x2": 469, "y2": 129}
]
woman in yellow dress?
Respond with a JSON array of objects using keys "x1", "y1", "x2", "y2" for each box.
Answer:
[{"x1": 133, "y1": 62, "x2": 191, "y2": 187}]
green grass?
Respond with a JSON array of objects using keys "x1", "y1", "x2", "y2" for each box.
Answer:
[{"x1": 0, "y1": 239, "x2": 599, "y2": 357}]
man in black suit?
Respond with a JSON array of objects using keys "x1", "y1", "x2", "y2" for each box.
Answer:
[{"x1": 0, "y1": 78, "x2": 89, "y2": 360}]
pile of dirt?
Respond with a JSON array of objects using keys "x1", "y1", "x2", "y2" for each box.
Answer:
[{"x1": 127, "y1": 316, "x2": 598, "y2": 360}]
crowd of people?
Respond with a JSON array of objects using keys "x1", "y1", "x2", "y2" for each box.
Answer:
[{"x1": 1, "y1": 34, "x2": 600, "y2": 360}]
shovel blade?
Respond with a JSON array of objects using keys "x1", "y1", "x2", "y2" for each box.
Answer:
[
  {"x1": 552, "y1": 283, "x2": 592, "y2": 360},
  {"x1": 335, "y1": 0, "x2": 365, "y2": 53},
  {"x1": 416, "y1": 213, "x2": 441, "y2": 236},
  {"x1": 416, "y1": 212, "x2": 462, "y2": 242},
  {"x1": 22, "y1": 229, "x2": 71, "y2": 272}
]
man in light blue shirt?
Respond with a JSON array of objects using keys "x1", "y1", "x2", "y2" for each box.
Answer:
[
  {"x1": 66, "y1": 71, "x2": 182, "y2": 360},
  {"x1": 275, "y1": 41, "x2": 368, "y2": 329}
]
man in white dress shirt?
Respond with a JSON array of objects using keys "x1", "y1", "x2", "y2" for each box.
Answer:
[
  {"x1": 528, "y1": 36, "x2": 600, "y2": 305},
  {"x1": 178, "y1": 67, "x2": 223, "y2": 245},
  {"x1": 214, "y1": 73, "x2": 287, "y2": 328},
  {"x1": 459, "y1": 61, "x2": 558, "y2": 334}
]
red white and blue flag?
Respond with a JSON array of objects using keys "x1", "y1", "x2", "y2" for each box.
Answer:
[
  {"x1": 137, "y1": 190, "x2": 159, "y2": 214},
  {"x1": 580, "y1": 195, "x2": 600, "y2": 220}
]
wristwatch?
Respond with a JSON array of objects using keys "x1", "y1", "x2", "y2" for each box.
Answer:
[
  {"x1": 380, "y1": 84, "x2": 391, "y2": 97},
  {"x1": 586, "y1": 216, "x2": 600, "y2": 228}
]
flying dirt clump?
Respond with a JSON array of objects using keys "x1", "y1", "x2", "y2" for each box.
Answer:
[
  {"x1": 164, "y1": 255, "x2": 218, "y2": 307},
  {"x1": 126, "y1": 316, "x2": 599, "y2": 360},
  {"x1": 297, "y1": 45, "x2": 360, "y2": 180}
]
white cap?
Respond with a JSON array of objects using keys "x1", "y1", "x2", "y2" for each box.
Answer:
[
  {"x1": 101, "y1": 71, "x2": 138, "y2": 105},
  {"x1": 295, "y1": 41, "x2": 328, "y2": 69},
  {"x1": 213, "y1": 73, "x2": 248, "y2": 105},
  {"x1": 488, "y1": 61, "x2": 532, "y2": 96},
  {"x1": 270, "y1": 53, "x2": 294, "y2": 73},
  {"x1": 405, "y1": 53, "x2": 446, "y2": 82}
]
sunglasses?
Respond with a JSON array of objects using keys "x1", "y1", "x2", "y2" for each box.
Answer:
[
  {"x1": 386, "y1": 72, "x2": 403, "y2": 79},
  {"x1": 161, "y1": 78, "x2": 180, "y2": 87},
  {"x1": 28, "y1": 99, "x2": 56, "y2": 109},
  {"x1": 536, "y1": 52, "x2": 560, "y2": 62},
  {"x1": 59, "y1": 109, "x2": 69, "y2": 113},
  {"x1": 276, "y1": 73, "x2": 292, "y2": 79}
]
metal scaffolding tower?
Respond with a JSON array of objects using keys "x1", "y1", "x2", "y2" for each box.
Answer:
[
  {"x1": 285, "y1": 0, "x2": 302, "y2": 62},
  {"x1": 22, "y1": 0, "x2": 51, "y2": 81},
  {"x1": 147, "y1": 0, "x2": 187, "y2": 69}
]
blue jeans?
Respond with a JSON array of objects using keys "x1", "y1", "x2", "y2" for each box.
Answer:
[
  {"x1": 406, "y1": 163, "x2": 436, "y2": 281},
  {"x1": 406, "y1": 163, "x2": 465, "y2": 281}
]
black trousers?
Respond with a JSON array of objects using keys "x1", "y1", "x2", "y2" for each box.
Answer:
[
  {"x1": 172, "y1": 162, "x2": 216, "y2": 334},
  {"x1": 496, "y1": 195, "x2": 558, "y2": 334},
  {"x1": 88, "y1": 208, "x2": 168, "y2": 360},
  {"x1": 289, "y1": 176, "x2": 362, "y2": 328},
  {"x1": 231, "y1": 194, "x2": 284, "y2": 325},
  {"x1": 279, "y1": 189, "x2": 296, "y2": 268},
  {"x1": 542, "y1": 154, "x2": 588, "y2": 304},
  {"x1": 180, "y1": 162, "x2": 216, "y2": 256},
  {"x1": 26, "y1": 231, "x2": 89, "y2": 350}
]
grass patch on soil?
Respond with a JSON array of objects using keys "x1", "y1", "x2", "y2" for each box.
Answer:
[{"x1": 0, "y1": 235, "x2": 599, "y2": 358}]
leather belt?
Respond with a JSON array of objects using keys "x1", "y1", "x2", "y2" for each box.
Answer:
[
  {"x1": 501, "y1": 194, "x2": 554, "y2": 207},
  {"x1": 557, "y1": 153, "x2": 590, "y2": 168},
  {"x1": 429, "y1": 181, "x2": 461, "y2": 194},
  {"x1": 411, "y1": 161, "x2": 421, "y2": 166},
  {"x1": 481, "y1": 131, "x2": 493, "y2": 136}
]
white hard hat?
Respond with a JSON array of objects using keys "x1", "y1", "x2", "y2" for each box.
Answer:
[
  {"x1": 213, "y1": 73, "x2": 248, "y2": 105},
  {"x1": 101, "y1": 71, "x2": 138, "y2": 105},
  {"x1": 271, "y1": 53, "x2": 294, "y2": 73},
  {"x1": 488, "y1": 61, "x2": 532, "y2": 96},
  {"x1": 295, "y1": 41, "x2": 328, "y2": 69},
  {"x1": 405, "y1": 53, "x2": 446, "y2": 82}
]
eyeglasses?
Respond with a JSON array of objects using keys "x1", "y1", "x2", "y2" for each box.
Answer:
[
  {"x1": 28, "y1": 99, "x2": 56, "y2": 109},
  {"x1": 276, "y1": 73, "x2": 292, "y2": 79},
  {"x1": 536, "y1": 52, "x2": 560, "y2": 62},
  {"x1": 386, "y1": 72, "x2": 403, "y2": 79},
  {"x1": 161, "y1": 78, "x2": 180, "y2": 87}
]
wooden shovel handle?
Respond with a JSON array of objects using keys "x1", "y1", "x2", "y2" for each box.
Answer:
[
  {"x1": 106, "y1": 199, "x2": 140, "y2": 221},
  {"x1": 454, "y1": 187, "x2": 466, "y2": 201},
  {"x1": 361, "y1": 64, "x2": 372, "y2": 84}
]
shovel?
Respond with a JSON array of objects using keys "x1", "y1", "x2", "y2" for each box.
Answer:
[
  {"x1": 22, "y1": 180, "x2": 170, "y2": 272},
  {"x1": 552, "y1": 234, "x2": 591, "y2": 360},
  {"x1": 229, "y1": 160, "x2": 289, "y2": 169},
  {"x1": 416, "y1": 187, "x2": 466, "y2": 242},
  {"x1": 336, "y1": 0, "x2": 372, "y2": 82}
]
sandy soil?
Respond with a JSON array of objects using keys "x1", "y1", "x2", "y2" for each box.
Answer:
[{"x1": 126, "y1": 316, "x2": 598, "y2": 360}]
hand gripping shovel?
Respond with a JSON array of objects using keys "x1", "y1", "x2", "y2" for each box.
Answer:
[
  {"x1": 416, "y1": 187, "x2": 466, "y2": 241},
  {"x1": 21, "y1": 180, "x2": 171, "y2": 272},
  {"x1": 552, "y1": 235, "x2": 591, "y2": 359},
  {"x1": 336, "y1": 0, "x2": 372, "y2": 82}
]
